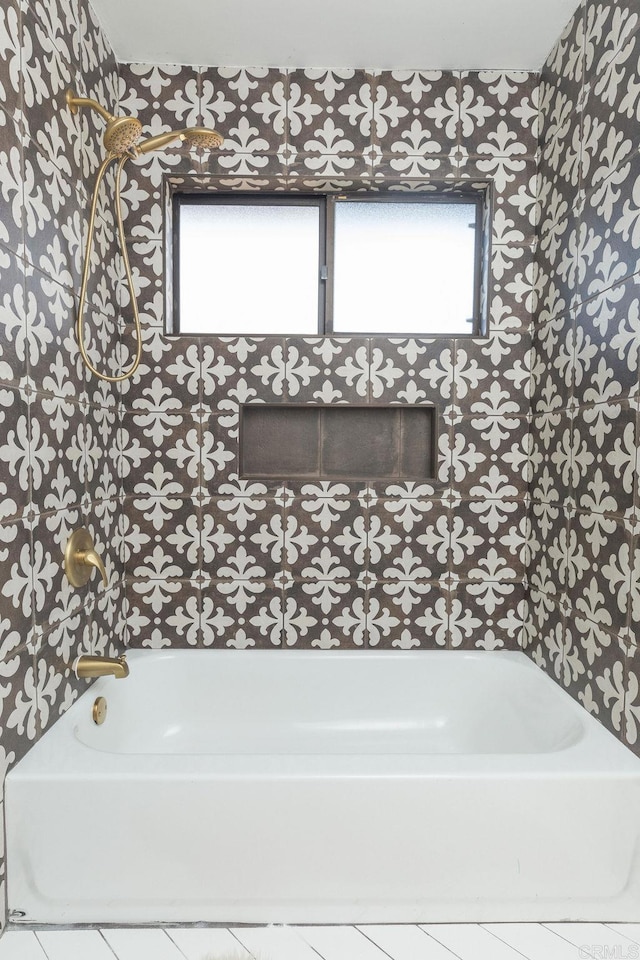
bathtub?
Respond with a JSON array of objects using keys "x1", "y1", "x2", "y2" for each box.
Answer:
[{"x1": 6, "y1": 649, "x2": 640, "y2": 924}]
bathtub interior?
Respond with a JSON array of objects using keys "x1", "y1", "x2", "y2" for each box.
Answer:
[{"x1": 72, "y1": 650, "x2": 584, "y2": 756}]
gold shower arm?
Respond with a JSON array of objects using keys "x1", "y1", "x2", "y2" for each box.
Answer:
[{"x1": 66, "y1": 89, "x2": 112, "y2": 123}]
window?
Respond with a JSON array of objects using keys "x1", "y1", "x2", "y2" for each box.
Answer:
[{"x1": 169, "y1": 191, "x2": 485, "y2": 337}]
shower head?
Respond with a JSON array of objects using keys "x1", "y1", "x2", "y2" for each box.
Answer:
[
  {"x1": 66, "y1": 89, "x2": 142, "y2": 155},
  {"x1": 181, "y1": 127, "x2": 224, "y2": 150},
  {"x1": 135, "y1": 126, "x2": 224, "y2": 156},
  {"x1": 103, "y1": 115, "x2": 143, "y2": 155}
]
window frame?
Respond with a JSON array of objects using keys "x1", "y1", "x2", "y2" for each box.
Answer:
[{"x1": 168, "y1": 189, "x2": 487, "y2": 338}]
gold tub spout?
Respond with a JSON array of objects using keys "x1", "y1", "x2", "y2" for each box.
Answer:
[{"x1": 73, "y1": 655, "x2": 129, "y2": 680}]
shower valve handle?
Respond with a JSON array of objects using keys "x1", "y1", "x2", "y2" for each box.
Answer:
[
  {"x1": 81, "y1": 548, "x2": 108, "y2": 587},
  {"x1": 64, "y1": 528, "x2": 109, "y2": 589}
]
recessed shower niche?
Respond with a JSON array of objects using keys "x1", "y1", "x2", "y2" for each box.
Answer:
[{"x1": 239, "y1": 404, "x2": 436, "y2": 480}]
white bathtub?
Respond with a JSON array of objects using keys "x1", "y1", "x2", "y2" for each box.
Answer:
[{"x1": 6, "y1": 649, "x2": 640, "y2": 924}]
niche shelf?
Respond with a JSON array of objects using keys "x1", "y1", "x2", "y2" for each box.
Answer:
[{"x1": 240, "y1": 404, "x2": 436, "y2": 481}]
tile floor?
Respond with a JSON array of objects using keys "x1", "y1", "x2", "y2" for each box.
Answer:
[{"x1": 0, "y1": 923, "x2": 638, "y2": 959}]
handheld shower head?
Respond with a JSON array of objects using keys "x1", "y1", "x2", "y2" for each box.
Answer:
[
  {"x1": 135, "y1": 126, "x2": 224, "y2": 155},
  {"x1": 181, "y1": 127, "x2": 224, "y2": 150}
]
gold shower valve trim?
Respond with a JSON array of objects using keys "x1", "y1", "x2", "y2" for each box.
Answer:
[
  {"x1": 64, "y1": 528, "x2": 108, "y2": 588},
  {"x1": 65, "y1": 89, "x2": 223, "y2": 383}
]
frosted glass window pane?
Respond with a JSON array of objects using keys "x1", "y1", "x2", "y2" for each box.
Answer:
[
  {"x1": 179, "y1": 203, "x2": 320, "y2": 334},
  {"x1": 333, "y1": 201, "x2": 477, "y2": 334}
]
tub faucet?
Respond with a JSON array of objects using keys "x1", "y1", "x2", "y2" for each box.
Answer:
[{"x1": 73, "y1": 655, "x2": 129, "y2": 679}]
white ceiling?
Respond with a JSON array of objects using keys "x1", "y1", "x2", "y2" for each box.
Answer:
[{"x1": 91, "y1": 0, "x2": 582, "y2": 71}]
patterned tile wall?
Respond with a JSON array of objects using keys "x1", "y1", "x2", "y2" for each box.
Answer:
[
  {"x1": 116, "y1": 65, "x2": 538, "y2": 652},
  {"x1": 0, "y1": 0, "x2": 126, "y2": 924},
  {"x1": 531, "y1": 0, "x2": 640, "y2": 755}
]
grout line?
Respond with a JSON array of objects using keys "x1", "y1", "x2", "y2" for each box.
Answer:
[
  {"x1": 356, "y1": 926, "x2": 396, "y2": 959},
  {"x1": 419, "y1": 927, "x2": 466, "y2": 960},
  {"x1": 228, "y1": 927, "x2": 259, "y2": 959},
  {"x1": 162, "y1": 928, "x2": 191, "y2": 960},
  {"x1": 98, "y1": 929, "x2": 120, "y2": 959},
  {"x1": 33, "y1": 932, "x2": 51, "y2": 959},
  {"x1": 413, "y1": 925, "x2": 461, "y2": 958},
  {"x1": 479, "y1": 923, "x2": 535, "y2": 960},
  {"x1": 292, "y1": 926, "x2": 335, "y2": 960},
  {"x1": 602, "y1": 923, "x2": 640, "y2": 946},
  {"x1": 416, "y1": 923, "x2": 460, "y2": 960},
  {"x1": 539, "y1": 922, "x2": 590, "y2": 951}
]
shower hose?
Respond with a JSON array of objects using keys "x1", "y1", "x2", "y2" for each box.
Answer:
[{"x1": 76, "y1": 153, "x2": 143, "y2": 383}]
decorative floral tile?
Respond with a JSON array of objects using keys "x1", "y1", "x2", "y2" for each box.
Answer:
[
  {"x1": 25, "y1": 264, "x2": 85, "y2": 400},
  {"x1": 573, "y1": 277, "x2": 640, "y2": 406},
  {"x1": 454, "y1": 333, "x2": 532, "y2": 415},
  {"x1": 367, "y1": 580, "x2": 450, "y2": 649},
  {"x1": 461, "y1": 157, "x2": 538, "y2": 243},
  {"x1": 527, "y1": 501, "x2": 567, "y2": 597},
  {"x1": 0, "y1": 1, "x2": 21, "y2": 123},
  {"x1": 29, "y1": 506, "x2": 84, "y2": 632},
  {"x1": 201, "y1": 578, "x2": 283, "y2": 648},
  {"x1": 125, "y1": 496, "x2": 200, "y2": 580},
  {"x1": 122, "y1": 335, "x2": 200, "y2": 414},
  {"x1": 538, "y1": 4, "x2": 585, "y2": 148},
  {"x1": 450, "y1": 500, "x2": 526, "y2": 580},
  {"x1": 571, "y1": 513, "x2": 632, "y2": 635},
  {"x1": 367, "y1": 338, "x2": 454, "y2": 410},
  {"x1": 373, "y1": 70, "x2": 460, "y2": 157},
  {"x1": 461, "y1": 72, "x2": 539, "y2": 155},
  {"x1": 449, "y1": 580, "x2": 526, "y2": 650},
  {"x1": 287, "y1": 69, "x2": 374, "y2": 157},
  {"x1": 0, "y1": 106, "x2": 25, "y2": 254},
  {"x1": 284, "y1": 338, "x2": 369, "y2": 403},
  {"x1": 566, "y1": 624, "x2": 629, "y2": 740},
  {"x1": 578, "y1": 150, "x2": 640, "y2": 305},
  {"x1": 119, "y1": 63, "x2": 202, "y2": 140},
  {"x1": 0, "y1": 516, "x2": 33, "y2": 646},
  {"x1": 284, "y1": 496, "x2": 364, "y2": 580},
  {"x1": 202, "y1": 495, "x2": 285, "y2": 582},
  {"x1": 624, "y1": 640, "x2": 640, "y2": 754},
  {"x1": 126, "y1": 578, "x2": 200, "y2": 648},
  {"x1": 0, "y1": 644, "x2": 39, "y2": 767},
  {"x1": 534, "y1": 229, "x2": 575, "y2": 327},
  {"x1": 451, "y1": 416, "x2": 531, "y2": 497},
  {"x1": 531, "y1": 312, "x2": 575, "y2": 414},
  {"x1": 282, "y1": 577, "x2": 366, "y2": 648},
  {"x1": 370, "y1": 151, "x2": 456, "y2": 180},
  {"x1": 123, "y1": 409, "x2": 203, "y2": 499},
  {"x1": 201, "y1": 67, "x2": 286, "y2": 156},
  {"x1": 572, "y1": 403, "x2": 636, "y2": 514},
  {"x1": 35, "y1": 615, "x2": 93, "y2": 735},
  {"x1": 89, "y1": 582, "x2": 125, "y2": 657},
  {"x1": 201, "y1": 337, "x2": 287, "y2": 415},
  {"x1": 0, "y1": 251, "x2": 27, "y2": 388},
  {"x1": 28, "y1": 393, "x2": 86, "y2": 510},
  {"x1": 529, "y1": 411, "x2": 574, "y2": 504}
]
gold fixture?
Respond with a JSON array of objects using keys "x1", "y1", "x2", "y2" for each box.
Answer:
[
  {"x1": 66, "y1": 88, "x2": 223, "y2": 383},
  {"x1": 136, "y1": 127, "x2": 224, "y2": 154},
  {"x1": 74, "y1": 655, "x2": 129, "y2": 680},
  {"x1": 66, "y1": 90, "x2": 144, "y2": 155},
  {"x1": 93, "y1": 696, "x2": 108, "y2": 724},
  {"x1": 63, "y1": 528, "x2": 108, "y2": 588}
]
